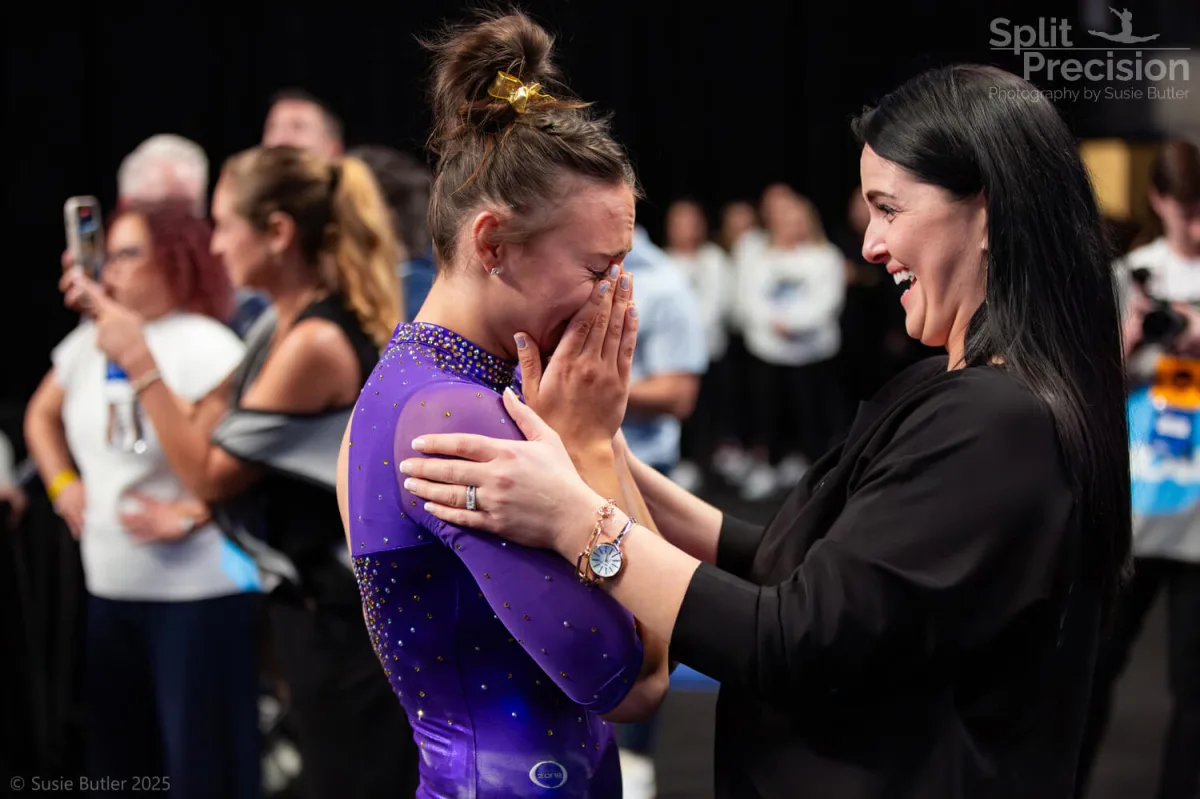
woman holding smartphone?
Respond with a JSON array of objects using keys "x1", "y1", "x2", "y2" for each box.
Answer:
[{"x1": 26, "y1": 199, "x2": 257, "y2": 799}]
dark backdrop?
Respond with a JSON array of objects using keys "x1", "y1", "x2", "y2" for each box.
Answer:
[{"x1": 1, "y1": 0, "x2": 1161, "y2": 412}]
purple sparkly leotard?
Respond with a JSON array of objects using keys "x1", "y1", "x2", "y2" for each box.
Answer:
[{"x1": 347, "y1": 323, "x2": 642, "y2": 798}]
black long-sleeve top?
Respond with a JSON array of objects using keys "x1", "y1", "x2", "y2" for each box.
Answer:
[{"x1": 672, "y1": 356, "x2": 1101, "y2": 799}]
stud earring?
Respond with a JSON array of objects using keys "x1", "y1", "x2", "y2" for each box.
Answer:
[{"x1": 490, "y1": 267, "x2": 502, "y2": 276}]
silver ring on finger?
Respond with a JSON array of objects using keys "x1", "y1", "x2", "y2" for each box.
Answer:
[{"x1": 466, "y1": 485, "x2": 479, "y2": 512}]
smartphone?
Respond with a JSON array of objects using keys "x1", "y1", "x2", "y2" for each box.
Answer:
[{"x1": 64, "y1": 196, "x2": 105, "y2": 279}]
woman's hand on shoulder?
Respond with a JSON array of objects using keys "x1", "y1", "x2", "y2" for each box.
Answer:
[
  {"x1": 400, "y1": 387, "x2": 602, "y2": 558},
  {"x1": 515, "y1": 266, "x2": 638, "y2": 453}
]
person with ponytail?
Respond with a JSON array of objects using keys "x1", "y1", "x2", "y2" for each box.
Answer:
[
  {"x1": 399, "y1": 64, "x2": 1132, "y2": 797},
  {"x1": 336, "y1": 9, "x2": 670, "y2": 797},
  {"x1": 70, "y1": 145, "x2": 418, "y2": 797}
]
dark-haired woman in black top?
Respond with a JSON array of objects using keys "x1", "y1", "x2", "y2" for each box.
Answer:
[{"x1": 399, "y1": 63, "x2": 1131, "y2": 798}]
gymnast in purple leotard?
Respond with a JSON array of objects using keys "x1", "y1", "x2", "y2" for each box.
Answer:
[{"x1": 338, "y1": 11, "x2": 667, "y2": 797}]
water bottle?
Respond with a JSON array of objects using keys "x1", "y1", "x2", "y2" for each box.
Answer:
[{"x1": 105, "y1": 361, "x2": 147, "y2": 454}]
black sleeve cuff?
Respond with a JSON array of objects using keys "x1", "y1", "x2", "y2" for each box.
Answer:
[
  {"x1": 671, "y1": 561, "x2": 760, "y2": 685},
  {"x1": 716, "y1": 513, "x2": 765, "y2": 579}
]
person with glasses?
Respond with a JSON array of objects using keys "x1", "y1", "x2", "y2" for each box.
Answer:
[{"x1": 25, "y1": 199, "x2": 259, "y2": 799}]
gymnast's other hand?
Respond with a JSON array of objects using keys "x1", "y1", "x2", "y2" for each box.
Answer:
[{"x1": 514, "y1": 265, "x2": 638, "y2": 453}]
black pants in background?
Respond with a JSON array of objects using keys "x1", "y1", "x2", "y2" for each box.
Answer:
[
  {"x1": 1076, "y1": 557, "x2": 1200, "y2": 799},
  {"x1": 269, "y1": 596, "x2": 419, "y2": 799},
  {"x1": 83, "y1": 593, "x2": 261, "y2": 799},
  {"x1": 751, "y1": 358, "x2": 847, "y2": 465},
  {"x1": 680, "y1": 357, "x2": 725, "y2": 469},
  {"x1": 719, "y1": 334, "x2": 757, "y2": 448}
]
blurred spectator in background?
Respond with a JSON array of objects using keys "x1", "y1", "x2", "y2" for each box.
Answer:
[
  {"x1": 64, "y1": 145, "x2": 415, "y2": 799},
  {"x1": 25, "y1": 200, "x2": 258, "y2": 799},
  {"x1": 664, "y1": 198, "x2": 734, "y2": 492},
  {"x1": 62, "y1": 135, "x2": 235, "y2": 322},
  {"x1": 117, "y1": 134, "x2": 208, "y2": 216},
  {"x1": 620, "y1": 225, "x2": 707, "y2": 475},
  {"x1": 263, "y1": 88, "x2": 344, "y2": 160},
  {"x1": 718, "y1": 200, "x2": 760, "y2": 253},
  {"x1": 0, "y1": 430, "x2": 27, "y2": 529},
  {"x1": 1078, "y1": 138, "x2": 1200, "y2": 799},
  {"x1": 711, "y1": 199, "x2": 765, "y2": 487},
  {"x1": 736, "y1": 188, "x2": 846, "y2": 500},
  {"x1": 350, "y1": 144, "x2": 431, "y2": 321},
  {"x1": 616, "y1": 224, "x2": 707, "y2": 797},
  {"x1": 112, "y1": 132, "x2": 272, "y2": 340},
  {"x1": 234, "y1": 88, "x2": 350, "y2": 339}
]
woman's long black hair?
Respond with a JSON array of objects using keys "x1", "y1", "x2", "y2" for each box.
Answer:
[{"x1": 852, "y1": 65, "x2": 1132, "y2": 619}]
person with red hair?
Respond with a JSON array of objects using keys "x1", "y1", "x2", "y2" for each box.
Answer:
[{"x1": 24, "y1": 199, "x2": 259, "y2": 799}]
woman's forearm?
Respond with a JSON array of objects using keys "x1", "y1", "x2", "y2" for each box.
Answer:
[
  {"x1": 553, "y1": 501, "x2": 701, "y2": 646},
  {"x1": 136, "y1": 377, "x2": 222, "y2": 499},
  {"x1": 612, "y1": 446, "x2": 672, "y2": 672},
  {"x1": 25, "y1": 406, "x2": 75, "y2": 485},
  {"x1": 24, "y1": 377, "x2": 76, "y2": 485},
  {"x1": 571, "y1": 440, "x2": 623, "y2": 504},
  {"x1": 623, "y1": 447, "x2": 723, "y2": 563},
  {"x1": 614, "y1": 444, "x2": 654, "y2": 535},
  {"x1": 125, "y1": 350, "x2": 245, "y2": 503}
]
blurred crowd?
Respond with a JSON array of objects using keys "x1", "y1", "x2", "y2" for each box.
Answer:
[{"x1": 3, "y1": 82, "x2": 1198, "y2": 799}]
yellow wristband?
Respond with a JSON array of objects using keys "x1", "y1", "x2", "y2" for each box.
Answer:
[{"x1": 47, "y1": 469, "x2": 79, "y2": 502}]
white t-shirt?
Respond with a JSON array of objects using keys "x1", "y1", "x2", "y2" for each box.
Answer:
[
  {"x1": 738, "y1": 239, "x2": 846, "y2": 366},
  {"x1": 1122, "y1": 237, "x2": 1200, "y2": 303},
  {"x1": 0, "y1": 431, "x2": 14, "y2": 485},
  {"x1": 669, "y1": 243, "x2": 735, "y2": 363},
  {"x1": 53, "y1": 313, "x2": 258, "y2": 601}
]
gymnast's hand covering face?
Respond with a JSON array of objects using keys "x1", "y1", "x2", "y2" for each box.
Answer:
[{"x1": 400, "y1": 269, "x2": 639, "y2": 553}]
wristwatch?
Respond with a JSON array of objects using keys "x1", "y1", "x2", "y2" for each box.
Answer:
[{"x1": 587, "y1": 518, "x2": 637, "y2": 581}]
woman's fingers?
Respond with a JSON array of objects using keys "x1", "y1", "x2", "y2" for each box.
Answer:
[
  {"x1": 399, "y1": 454, "x2": 490, "y2": 487},
  {"x1": 118, "y1": 511, "x2": 155, "y2": 540},
  {"x1": 617, "y1": 302, "x2": 640, "y2": 384},
  {"x1": 501, "y1": 386, "x2": 556, "y2": 443},
  {"x1": 61, "y1": 268, "x2": 86, "y2": 308},
  {"x1": 58, "y1": 265, "x2": 79, "y2": 294},
  {"x1": 602, "y1": 270, "x2": 633, "y2": 363},
  {"x1": 71, "y1": 274, "x2": 110, "y2": 314},
  {"x1": 581, "y1": 265, "x2": 621, "y2": 356},
  {"x1": 421, "y1": 501, "x2": 494, "y2": 531},
  {"x1": 410, "y1": 433, "x2": 503, "y2": 462},
  {"x1": 60, "y1": 509, "x2": 83, "y2": 539},
  {"x1": 402, "y1": 476, "x2": 472, "y2": 510},
  {"x1": 557, "y1": 269, "x2": 615, "y2": 357},
  {"x1": 514, "y1": 332, "x2": 543, "y2": 407}
]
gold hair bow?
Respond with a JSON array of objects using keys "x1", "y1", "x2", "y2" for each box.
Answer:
[{"x1": 487, "y1": 71, "x2": 556, "y2": 114}]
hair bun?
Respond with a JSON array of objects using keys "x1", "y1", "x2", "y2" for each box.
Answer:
[{"x1": 425, "y1": 10, "x2": 568, "y2": 153}]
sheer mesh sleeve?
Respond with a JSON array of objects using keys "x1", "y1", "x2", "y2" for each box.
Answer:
[{"x1": 395, "y1": 382, "x2": 643, "y2": 713}]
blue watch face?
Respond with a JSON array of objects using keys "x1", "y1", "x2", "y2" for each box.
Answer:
[{"x1": 589, "y1": 542, "x2": 623, "y2": 579}]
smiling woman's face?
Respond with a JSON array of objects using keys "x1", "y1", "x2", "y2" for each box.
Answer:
[{"x1": 859, "y1": 144, "x2": 989, "y2": 354}]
